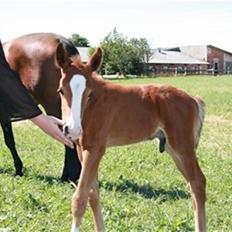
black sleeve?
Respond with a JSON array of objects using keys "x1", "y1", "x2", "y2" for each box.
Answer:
[{"x1": 0, "y1": 41, "x2": 42, "y2": 124}]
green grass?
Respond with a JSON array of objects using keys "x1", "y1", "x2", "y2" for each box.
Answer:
[{"x1": 1, "y1": 75, "x2": 232, "y2": 231}]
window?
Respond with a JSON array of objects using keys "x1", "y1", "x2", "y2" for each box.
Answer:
[{"x1": 163, "y1": 65, "x2": 168, "y2": 71}]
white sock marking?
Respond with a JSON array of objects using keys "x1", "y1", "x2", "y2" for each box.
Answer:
[{"x1": 71, "y1": 222, "x2": 79, "y2": 232}]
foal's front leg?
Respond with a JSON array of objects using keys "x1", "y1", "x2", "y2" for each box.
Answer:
[
  {"x1": 89, "y1": 179, "x2": 105, "y2": 231},
  {"x1": 71, "y1": 149, "x2": 103, "y2": 232}
]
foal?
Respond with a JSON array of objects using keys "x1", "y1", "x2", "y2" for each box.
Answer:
[{"x1": 56, "y1": 44, "x2": 206, "y2": 232}]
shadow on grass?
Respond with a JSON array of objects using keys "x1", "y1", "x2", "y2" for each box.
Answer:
[
  {"x1": 0, "y1": 166, "x2": 69, "y2": 186},
  {"x1": 0, "y1": 166, "x2": 14, "y2": 175},
  {"x1": 0, "y1": 168, "x2": 65, "y2": 186},
  {"x1": 0, "y1": 169, "x2": 190, "y2": 202},
  {"x1": 34, "y1": 174, "x2": 61, "y2": 185},
  {"x1": 101, "y1": 179, "x2": 190, "y2": 201}
]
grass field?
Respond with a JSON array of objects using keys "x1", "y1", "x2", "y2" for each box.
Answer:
[{"x1": 0, "y1": 75, "x2": 232, "y2": 231}]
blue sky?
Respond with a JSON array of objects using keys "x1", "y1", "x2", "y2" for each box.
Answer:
[{"x1": 0, "y1": 0, "x2": 232, "y2": 52}]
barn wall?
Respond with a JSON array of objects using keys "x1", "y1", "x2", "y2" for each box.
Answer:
[
  {"x1": 147, "y1": 63, "x2": 208, "y2": 76},
  {"x1": 207, "y1": 46, "x2": 224, "y2": 73},
  {"x1": 224, "y1": 53, "x2": 232, "y2": 74}
]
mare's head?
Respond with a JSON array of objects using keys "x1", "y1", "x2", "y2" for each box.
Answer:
[{"x1": 56, "y1": 43, "x2": 103, "y2": 141}]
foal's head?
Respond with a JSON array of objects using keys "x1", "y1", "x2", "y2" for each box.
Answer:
[{"x1": 56, "y1": 43, "x2": 103, "y2": 140}]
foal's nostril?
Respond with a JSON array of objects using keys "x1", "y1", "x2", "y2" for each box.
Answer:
[{"x1": 63, "y1": 125, "x2": 69, "y2": 136}]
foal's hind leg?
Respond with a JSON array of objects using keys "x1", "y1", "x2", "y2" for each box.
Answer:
[
  {"x1": 165, "y1": 134, "x2": 206, "y2": 232},
  {"x1": 0, "y1": 122, "x2": 23, "y2": 176}
]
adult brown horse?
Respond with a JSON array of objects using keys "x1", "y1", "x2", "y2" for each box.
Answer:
[
  {"x1": 1, "y1": 33, "x2": 81, "y2": 182},
  {"x1": 57, "y1": 45, "x2": 206, "y2": 232}
]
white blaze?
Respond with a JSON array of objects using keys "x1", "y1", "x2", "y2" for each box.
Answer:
[{"x1": 65, "y1": 74, "x2": 86, "y2": 141}]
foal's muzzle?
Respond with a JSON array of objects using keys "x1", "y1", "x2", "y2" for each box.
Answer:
[{"x1": 62, "y1": 122, "x2": 82, "y2": 141}]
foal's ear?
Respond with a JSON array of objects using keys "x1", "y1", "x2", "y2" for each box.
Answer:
[
  {"x1": 55, "y1": 42, "x2": 72, "y2": 70},
  {"x1": 88, "y1": 47, "x2": 103, "y2": 72}
]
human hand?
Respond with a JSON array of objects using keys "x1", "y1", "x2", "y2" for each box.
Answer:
[{"x1": 31, "y1": 114, "x2": 74, "y2": 149}]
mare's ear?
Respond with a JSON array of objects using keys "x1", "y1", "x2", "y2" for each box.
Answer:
[
  {"x1": 88, "y1": 47, "x2": 103, "y2": 71},
  {"x1": 55, "y1": 42, "x2": 72, "y2": 70}
]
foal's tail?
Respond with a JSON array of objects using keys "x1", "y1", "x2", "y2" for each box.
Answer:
[{"x1": 193, "y1": 96, "x2": 205, "y2": 148}]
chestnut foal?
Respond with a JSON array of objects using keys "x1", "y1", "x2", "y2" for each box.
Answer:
[{"x1": 56, "y1": 44, "x2": 206, "y2": 232}]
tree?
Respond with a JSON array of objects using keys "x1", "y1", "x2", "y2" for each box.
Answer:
[
  {"x1": 129, "y1": 38, "x2": 153, "y2": 74},
  {"x1": 130, "y1": 38, "x2": 153, "y2": 63},
  {"x1": 100, "y1": 28, "x2": 129, "y2": 75},
  {"x1": 69, "y1": 34, "x2": 90, "y2": 47},
  {"x1": 100, "y1": 28, "x2": 151, "y2": 76}
]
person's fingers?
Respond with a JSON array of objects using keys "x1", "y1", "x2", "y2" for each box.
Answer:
[
  {"x1": 58, "y1": 132, "x2": 74, "y2": 149},
  {"x1": 64, "y1": 139, "x2": 74, "y2": 149},
  {"x1": 49, "y1": 116, "x2": 65, "y2": 126},
  {"x1": 48, "y1": 117, "x2": 74, "y2": 148}
]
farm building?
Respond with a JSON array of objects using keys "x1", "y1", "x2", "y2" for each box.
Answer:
[
  {"x1": 77, "y1": 45, "x2": 232, "y2": 76},
  {"x1": 147, "y1": 45, "x2": 232, "y2": 75}
]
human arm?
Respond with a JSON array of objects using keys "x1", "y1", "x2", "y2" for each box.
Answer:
[
  {"x1": 0, "y1": 40, "x2": 73, "y2": 148},
  {"x1": 31, "y1": 114, "x2": 74, "y2": 149}
]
